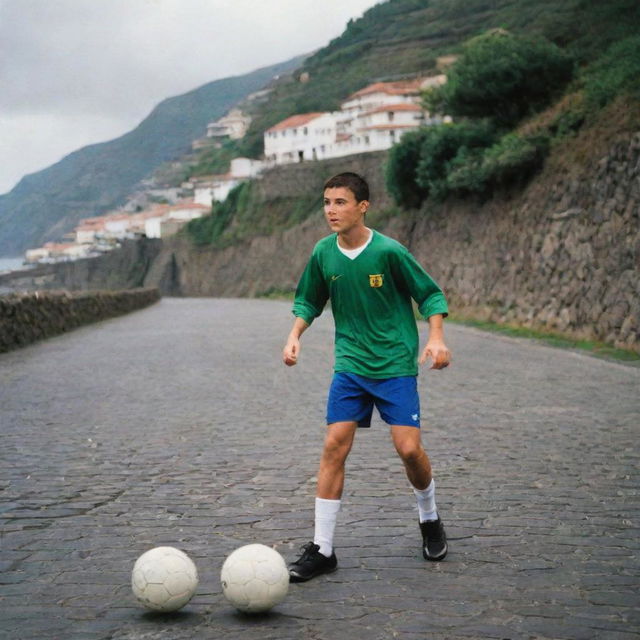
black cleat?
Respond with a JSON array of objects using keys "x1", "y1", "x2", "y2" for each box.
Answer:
[
  {"x1": 420, "y1": 516, "x2": 448, "y2": 561},
  {"x1": 288, "y1": 542, "x2": 338, "y2": 582}
]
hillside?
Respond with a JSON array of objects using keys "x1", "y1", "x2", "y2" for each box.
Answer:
[
  {"x1": 232, "y1": 0, "x2": 640, "y2": 157},
  {"x1": 2, "y1": 0, "x2": 637, "y2": 256},
  {"x1": 0, "y1": 56, "x2": 303, "y2": 255}
]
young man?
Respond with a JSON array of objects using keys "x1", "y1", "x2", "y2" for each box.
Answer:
[{"x1": 283, "y1": 172, "x2": 451, "y2": 582}]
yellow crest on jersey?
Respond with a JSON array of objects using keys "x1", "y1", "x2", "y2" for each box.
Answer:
[{"x1": 369, "y1": 274, "x2": 383, "y2": 288}]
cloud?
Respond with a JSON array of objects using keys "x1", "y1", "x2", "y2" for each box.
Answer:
[{"x1": 0, "y1": 0, "x2": 380, "y2": 194}]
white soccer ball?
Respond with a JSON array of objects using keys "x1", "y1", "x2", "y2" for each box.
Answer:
[
  {"x1": 220, "y1": 544, "x2": 289, "y2": 613},
  {"x1": 131, "y1": 546, "x2": 199, "y2": 612}
]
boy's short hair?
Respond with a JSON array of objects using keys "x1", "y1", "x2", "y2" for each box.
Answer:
[{"x1": 324, "y1": 172, "x2": 370, "y2": 203}]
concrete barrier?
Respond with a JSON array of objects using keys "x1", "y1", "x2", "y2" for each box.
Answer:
[{"x1": 0, "y1": 288, "x2": 160, "y2": 353}]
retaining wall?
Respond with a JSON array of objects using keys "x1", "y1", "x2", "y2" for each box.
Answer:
[{"x1": 0, "y1": 288, "x2": 160, "y2": 353}]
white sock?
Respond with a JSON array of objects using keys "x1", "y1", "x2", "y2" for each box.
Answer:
[
  {"x1": 314, "y1": 497, "x2": 341, "y2": 557},
  {"x1": 413, "y1": 479, "x2": 438, "y2": 523}
]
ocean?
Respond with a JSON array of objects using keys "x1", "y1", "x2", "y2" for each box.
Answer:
[{"x1": 0, "y1": 257, "x2": 29, "y2": 274}]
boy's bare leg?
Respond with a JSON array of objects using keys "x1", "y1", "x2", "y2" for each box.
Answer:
[
  {"x1": 289, "y1": 422, "x2": 357, "y2": 581},
  {"x1": 390, "y1": 424, "x2": 447, "y2": 560},
  {"x1": 390, "y1": 425, "x2": 432, "y2": 490},
  {"x1": 317, "y1": 421, "x2": 358, "y2": 499}
]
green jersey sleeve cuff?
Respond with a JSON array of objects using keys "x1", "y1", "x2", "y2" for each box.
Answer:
[
  {"x1": 418, "y1": 292, "x2": 449, "y2": 319},
  {"x1": 292, "y1": 303, "x2": 318, "y2": 325}
]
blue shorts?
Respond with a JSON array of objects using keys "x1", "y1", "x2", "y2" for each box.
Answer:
[{"x1": 326, "y1": 372, "x2": 421, "y2": 428}]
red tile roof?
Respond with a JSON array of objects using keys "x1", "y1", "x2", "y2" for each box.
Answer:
[{"x1": 266, "y1": 112, "x2": 327, "y2": 133}]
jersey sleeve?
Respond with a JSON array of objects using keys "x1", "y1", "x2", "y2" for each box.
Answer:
[
  {"x1": 292, "y1": 249, "x2": 329, "y2": 324},
  {"x1": 391, "y1": 247, "x2": 449, "y2": 319}
]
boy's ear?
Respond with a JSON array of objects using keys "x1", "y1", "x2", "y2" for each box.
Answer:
[{"x1": 359, "y1": 199, "x2": 370, "y2": 214}]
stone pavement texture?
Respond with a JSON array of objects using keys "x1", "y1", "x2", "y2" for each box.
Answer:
[{"x1": 0, "y1": 298, "x2": 638, "y2": 640}]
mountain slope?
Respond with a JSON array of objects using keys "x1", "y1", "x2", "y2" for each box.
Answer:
[
  {"x1": 236, "y1": 0, "x2": 639, "y2": 156},
  {"x1": 0, "y1": 56, "x2": 303, "y2": 254}
]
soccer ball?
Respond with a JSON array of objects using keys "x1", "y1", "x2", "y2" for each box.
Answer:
[
  {"x1": 131, "y1": 546, "x2": 199, "y2": 612},
  {"x1": 220, "y1": 544, "x2": 289, "y2": 613}
]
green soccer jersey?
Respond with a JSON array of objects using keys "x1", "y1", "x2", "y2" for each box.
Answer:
[{"x1": 292, "y1": 230, "x2": 448, "y2": 378}]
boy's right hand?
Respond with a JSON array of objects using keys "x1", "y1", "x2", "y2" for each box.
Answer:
[{"x1": 283, "y1": 336, "x2": 300, "y2": 366}]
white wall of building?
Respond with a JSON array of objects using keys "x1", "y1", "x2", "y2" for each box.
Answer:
[
  {"x1": 230, "y1": 157, "x2": 263, "y2": 178},
  {"x1": 264, "y1": 113, "x2": 337, "y2": 166},
  {"x1": 144, "y1": 215, "x2": 166, "y2": 239}
]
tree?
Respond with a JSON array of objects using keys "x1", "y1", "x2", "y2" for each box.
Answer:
[
  {"x1": 437, "y1": 30, "x2": 574, "y2": 128},
  {"x1": 385, "y1": 128, "x2": 432, "y2": 209}
]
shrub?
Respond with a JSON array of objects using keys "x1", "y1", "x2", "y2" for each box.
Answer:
[
  {"x1": 415, "y1": 120, "x2": 496, "y2": 200},
  {"x1": 385, "y1": 128, "x2": 432, "y2": 209},
  {"x1": 436, "y1": 30, "x2": 574, "y2": 128},
  {"x1": 446, "y1": 133, "x2": 549, "y2": 196}
]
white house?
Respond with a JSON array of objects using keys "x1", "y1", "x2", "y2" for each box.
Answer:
[
  {"x1": 230, "y1": 157, "x2": 263, "y2": 178},
  {"x1": 191, "y1": 157, "x2": 263, "y2": 206},
  {"x1": 75, "y1": 217, "x2": 106, "y2": 244},
  {"x1": 193, "y1": 174, "x2": 238, "y2": 206},
  {"x1": 166, "y1": 202, "x2": 210, "y2": 221},
  {"x1": 144, "y1": 201, "x2": 209, "y2": 238},
  {"x1": 144, "y1": 210, "x2": 172, "y2": 239},
  {"x1": 103, "y1": 214, "x2": 133, "y2": 239},
  {"x1": 264, "y1": 112, "x2": 337, "y2": 165},
  {"x1": 206, "y1": 108, "x2": 251, "y2": 141},
  {"x1": 263, "y1": 75, "x2": 449, "y2": 166}
]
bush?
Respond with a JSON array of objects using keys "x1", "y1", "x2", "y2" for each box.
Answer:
[
  {"x1": 446, "y1": 133, "x2": 549, "y2": 196},
  {"x1": 436, "y1": 30, "x2": 574, "y2": 128},
  {"x1": 415, "y1": 120, "x2": 496, "y2": 200},
  {"x1": 385, "y1": 128, "x2": 432, "y2": 209}
]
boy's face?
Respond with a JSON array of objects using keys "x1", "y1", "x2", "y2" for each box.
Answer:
[{"x1": 323, "y1": 187, "x2": 369, "y2": 235}]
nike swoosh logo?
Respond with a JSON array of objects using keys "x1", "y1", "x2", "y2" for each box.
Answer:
[{"x1": 331, "y1": 275, "x2": 342, "y2": 281}]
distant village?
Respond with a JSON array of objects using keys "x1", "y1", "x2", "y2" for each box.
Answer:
[{"x1": 25, "y1": 72, "x2": 450, "y2": 265}]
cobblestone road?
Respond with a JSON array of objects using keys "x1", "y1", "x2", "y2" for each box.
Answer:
[{"x1": 1, "y1": 298, "x2": 639, "y2": 640}]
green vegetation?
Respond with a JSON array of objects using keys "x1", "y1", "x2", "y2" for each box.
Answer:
[
  {"x1": 431, "y1": 30, "x2": 574, "y2": 128},
  {"x1": 385, "y1": 129, "x2": 432, "y2": 209},
  {"x1": 185, "y1": 181, "x2": 323, "y2": 248},
  {"x1": 582, "y1": 35, "x2": 640, "y2": 108},
  {"x1": 180, "y1": 0, "x2": 639, "y2": 228},
  {"x1": 445, "y1": 315, "x2": 640, "y2": 365},
  {"x1": 188, "y1": 143, "x2": 238, "y2": 178},
  {"x1": 185, "y1": 182, "x2": 250, "y2": 247},
  {"x1": 386, "y1": 1, "x2": 639, "y2": 210}
]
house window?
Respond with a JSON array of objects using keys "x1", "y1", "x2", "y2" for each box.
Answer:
[
  {"x1": 364, "y1": 136, "x2": 370, "y2": 145},
  {"x1": 303, "y1": 127, "x2": 308, "y2": 135},
  {"x1": 390, "y1": 130, "x2": 396, "y2": 141},
  {"x1": 388, "y1": 112, "x2": 395, "y2": 122}
]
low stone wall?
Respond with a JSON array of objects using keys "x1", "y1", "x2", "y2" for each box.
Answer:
[{"x1": 0, "y1": 288, "x2": 160, "y2": 353}]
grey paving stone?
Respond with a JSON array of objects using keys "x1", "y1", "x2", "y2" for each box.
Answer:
[{"x1": 1, "y1": 298, "x2": 639, "y2": 640}]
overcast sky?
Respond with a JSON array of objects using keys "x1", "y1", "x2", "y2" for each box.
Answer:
[{"x1": 0, "y1": 0, "x2": 380, "y2": 195}]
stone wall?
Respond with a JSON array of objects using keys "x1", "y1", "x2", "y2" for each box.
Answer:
[
  {"x1": 0, "y1": 288, "x2": 160, "y2": 353},
  {"x1": 145, "y1": 130, "x2": 639, "y2": 351},
  {"x1": 397, "y1": 131, "x2": 640, "y2": 349}
]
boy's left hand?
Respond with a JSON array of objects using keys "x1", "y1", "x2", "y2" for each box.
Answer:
[{"x1": 420, "y1": 339, "x2": 451, "y2": 369}]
